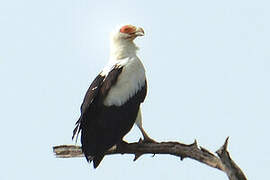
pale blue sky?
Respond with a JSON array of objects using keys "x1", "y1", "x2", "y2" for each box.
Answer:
[{"x1": 1, "y1": 0, "x2": 269, "y2": 179}]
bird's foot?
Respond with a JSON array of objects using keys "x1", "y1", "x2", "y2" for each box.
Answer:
[
  {"x1": 133, "y1": 137, "x2": 156, "y2": 161},
  {"x1": 119, "y1": 140, "x2": 129, "y2": 145},
  {"x1": 116, "y1": 140, "x2": 128, "y2": 154}
]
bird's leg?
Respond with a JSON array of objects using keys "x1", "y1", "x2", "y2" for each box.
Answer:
[
  {"x1": 135, "y1": 109, "x2": 156, "y2": 143},
  {"x1": 137, "y1": 124, "x2": 156, "y2": 143}
]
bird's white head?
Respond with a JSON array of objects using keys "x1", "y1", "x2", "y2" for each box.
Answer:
[{"x1": 110, "y1": 24, "x2": 145, "y2": 60}]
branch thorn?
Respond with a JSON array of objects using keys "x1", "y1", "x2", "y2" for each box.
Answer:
[
  {"x1": 216, "y1": 136, "x2": 230, "y2": 155},
  {"x1": 133, "y1": 153, "x2": 143, "y2": 161}
]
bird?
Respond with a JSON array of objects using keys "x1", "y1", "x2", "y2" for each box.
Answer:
[{"x1": 72, "y1": 24, "x2": 154, "y2": 168}]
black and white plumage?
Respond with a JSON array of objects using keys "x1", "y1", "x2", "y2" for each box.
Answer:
[{"x1": 72, "y1": 25, "x2": 153, "y2": 168}]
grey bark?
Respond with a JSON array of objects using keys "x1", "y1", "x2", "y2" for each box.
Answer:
[{"x1": 53, "y1": 137, "x2": 247, "y2": 180}]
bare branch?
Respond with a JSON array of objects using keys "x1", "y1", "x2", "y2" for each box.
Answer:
[
  {"x1": 216, "y1": 137, "x2": 247, "y2": 180},
  {"x1": 53, "y1": 138, "x2": 246, "y2": 180}
]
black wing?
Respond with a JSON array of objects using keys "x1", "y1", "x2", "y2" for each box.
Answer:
[
  {"x1": 72, "y1": 66, "x2": 124, "y2": 142},
  {"x1": 72, "y1": 73, "x2": 105, "y2": 141}
]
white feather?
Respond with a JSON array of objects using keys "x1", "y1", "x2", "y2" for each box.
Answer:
[
  {"x1": 103, "y1": 56, "x2": 146, "y2": 106},
  {"x1": 101, "y1": 25, "x2": 146, "y2": 106}
]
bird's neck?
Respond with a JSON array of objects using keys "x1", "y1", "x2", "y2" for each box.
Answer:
[{"x1": 109, "y1": 40, "x2": 138, "y2": 61}]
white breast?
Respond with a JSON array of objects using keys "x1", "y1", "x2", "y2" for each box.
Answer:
[{"x1": 103, "y1": 57, "x2": 146, "y2": 106}]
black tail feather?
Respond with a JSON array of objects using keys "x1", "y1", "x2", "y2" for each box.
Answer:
[
  {"x1": 93, "y1": 154, "x2": 105, "y2": 168},
  {"x1": 72, "y1": 117, "x2": 82, "y2": 143}
]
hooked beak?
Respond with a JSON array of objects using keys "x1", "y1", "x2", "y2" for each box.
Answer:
[{"x1": 134, "y1": 27, "x2": 145, "y2": 36}]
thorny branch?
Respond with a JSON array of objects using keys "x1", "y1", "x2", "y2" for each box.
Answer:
[{"x1": 53, "y1": 137, "x2": 247, "y2": 180}]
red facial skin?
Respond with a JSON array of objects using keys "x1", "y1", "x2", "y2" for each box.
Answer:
[{"x1": 120, "y1": 25, "x2": 137, "y2": 34}]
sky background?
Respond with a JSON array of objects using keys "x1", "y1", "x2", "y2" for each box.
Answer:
[{"x1": 1, "y1": 0, "x2": 269, "y2": 179}]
